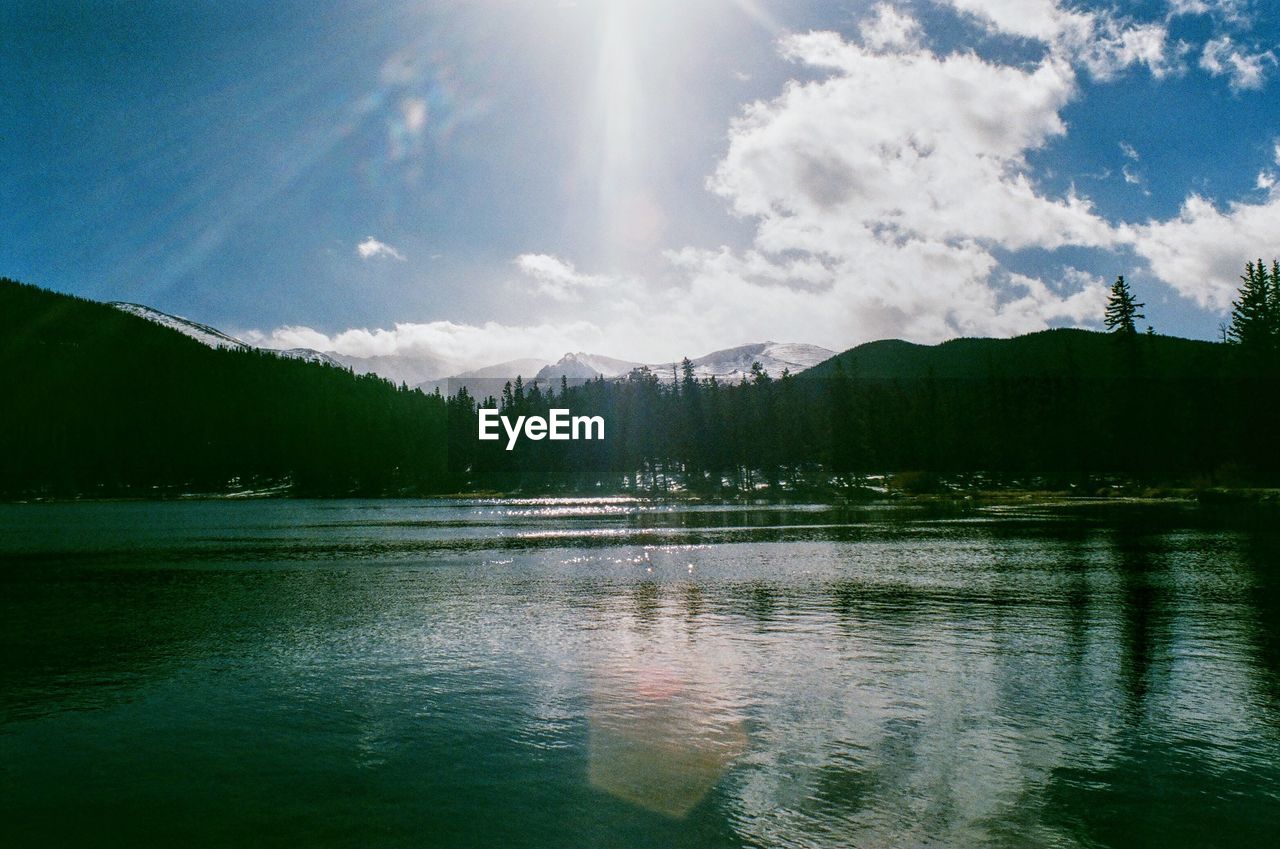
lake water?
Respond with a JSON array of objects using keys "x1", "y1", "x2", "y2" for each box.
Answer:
[{"x1": 2, "y1": 498, "x2": 1279, "y2": 848}]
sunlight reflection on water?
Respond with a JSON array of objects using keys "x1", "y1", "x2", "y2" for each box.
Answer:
[
  {"x1": 1, "y1": 499, "x2": 1279, "y2": 848},
  {"x1": 589, "y1": 661, "x2": 748, "y2": 818}
]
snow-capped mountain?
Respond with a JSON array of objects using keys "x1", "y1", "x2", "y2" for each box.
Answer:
[
  {"x1": 531, "y1": 342, "x2": 836, "y2": 383},
  {"x1": 112, "y1": 302, "x2": 251, "y2": 351},
  {"x1": 652, "y1": 342, "x2": 836, "y2": 382},
  {"x1": 430, "y1": 342, "x2": 837, "y2": 390},
  {"x1": 534, "y1": 352, "x2": 643, "y2": 381},
  {"x1": 113, "y1": 300, "x2": 836, "y2": 388},
  {"x1": 111, "y1": 303, "x2": 342, "y2": 367},
  {"x1": 277, "y1": 348, "x2": 344, "y2": 367}
]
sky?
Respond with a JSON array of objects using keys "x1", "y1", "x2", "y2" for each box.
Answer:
[{"x1": 5, "y1": 0, "x2": 1280, "y2": 372}]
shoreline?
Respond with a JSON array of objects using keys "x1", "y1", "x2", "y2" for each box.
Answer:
[{"x1": 4, "y1": 487, "x2": 1278, "y2": 507}]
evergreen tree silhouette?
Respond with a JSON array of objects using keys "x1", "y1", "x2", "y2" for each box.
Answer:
[
  {"x1": 1104, "y1": 276, "x2": 1144, "y2": 334},
  {"x1": 1228, "y1": 259, "x2": 1274, "y2": 349}
]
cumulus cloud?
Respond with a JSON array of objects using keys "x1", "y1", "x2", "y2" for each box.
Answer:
[
  {"x1": 1199, "y1": 35, "x2": 1275, "y2": 90},
  {"x1": 859, "y1": 3, "x2": 921, "y2": 51},
  {"x1": 515, "y1": 253, "x2": 617, "y2": 301},
  {"x1": 490, "y1": 21, "x2": 1117, "y2": 355},
  {"x1": 1129, "y1": 194, "x2": 1280, "y2": 309},
  {"x1": 713, "y1": 31, "x2": 1113, "y2": 252},
  {"x1": 250, "y1": 14, "x2": 1127, "y2": 368},
  {"x1": 247, "y1": 3, "x2": 1279, "y2": 372},
  {"x1": 689, "y1": 27, "x2": 1116, "y2": 341},
  {"x1": 357, "y1": 237, "x2": 406, "y2": 261},
  {"x1": 941, "y1": 0, "x2": 1180, "y2": 80},
  {"x1": 243, "y1": 318, "x2": 610, "y2": 373}
]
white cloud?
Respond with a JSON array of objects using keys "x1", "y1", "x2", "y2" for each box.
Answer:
[
  {"x1": 1079, "y1": 19, "x2": 1180, "y2": 81},
  {"x1": 246, "y1": 4, "x2": 1277, "y2": 371},
  {"x1": 357, "y1": 237, "x2": 406, "y2": 261},
  {"x1": 713, "y1": 31, "x2": 1113, "y2": 252},
  {"x1": 1256, "y1": 171, "x2": 1276, "y2": 191},
  {"x1": 943, "y1": 0, "x2": 1081, "y2": 42},
  {"x1": 859, "y1": 3, "x2": 921, "y2": 51},
  {"x1": 1129, "y1": 193, "x2": 1280, "y2": 309},
  {"x1": 1167, "y1": 0, "x2": 1252, "y2": 25},
  {"x1": 243, "y1": 318, "x2": 610, "y2": 373},
  {"x1": 941, "y1": 0, "x2": 1179, "y2": 80},
  {"x1": 252, "y1": 19, "x2": 1127, "y2": 367},
  {"x1": 681, "y1": 27, "x2": 1116, "y2": 345},
  {"x1": 1200, "y1": 35, "x2": 1275, "y2": 90},
  {"x1": 515, "y1": 253, "x2": 618, "y2": 301}
]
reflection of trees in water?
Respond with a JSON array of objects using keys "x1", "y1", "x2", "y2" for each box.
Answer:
[
  {"x1": 796, "y1": 512, "x2": 1280, "y2": 847},
  {"x1": 1032, "y1": 513, "x2": 1280, "y2": 847},
  {"x1": 681, "y1": 582, "x2": 706, "y2": 626},
  {"x1": 746, "y1": 581, "x2": 776, "y2": 626},
  {"x1": 1111, "y1": 520, "x2": 1166, "y2": 719},
  {"x1": 6, "y1": 504, "x2": 1280, "y2": 846},
  {"x1": 1238, "y1": 526, "x2": 1280, "y2": 722},
  {"x1": 0, "y1": 566, "x2": 447, "y2": 720},
  {"x1": 629, "y1": 580, "x2": 661, "y2": 630}
]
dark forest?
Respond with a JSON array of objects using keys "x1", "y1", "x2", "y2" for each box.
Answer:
[{"x1": 3, "y1": 273, "x2": 1279, "y2": 498}]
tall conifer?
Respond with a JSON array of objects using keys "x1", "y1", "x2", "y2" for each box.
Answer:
[{"x1": 1104, "y1": 276, "x2": 1144, "y2": 334}]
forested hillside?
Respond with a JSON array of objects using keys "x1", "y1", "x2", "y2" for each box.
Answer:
[
  {"x1": 0, "y1": 278, "x2": 448, "y2": 497},
  {"x1": 447, "y1": 328, "x2": 1278, "y2": 493},
  {"x1": 4, "y1": 276, "x2": 1279, "y2": 498}
]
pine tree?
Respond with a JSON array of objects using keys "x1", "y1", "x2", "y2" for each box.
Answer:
[
  {"x1": 1104, "y1": 275, "x2": 1144, "y2": 334},
  {"x1": 1270, "y1": 260, "x2": 1280, "y2": 336},
  {"x1": 1228, "y1": 259, "x2": 1273, "y2": 348}
]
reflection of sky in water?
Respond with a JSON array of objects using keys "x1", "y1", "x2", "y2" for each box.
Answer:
[{"x1": 1, "y1": 500, "x2": 1279, "y2": 847}]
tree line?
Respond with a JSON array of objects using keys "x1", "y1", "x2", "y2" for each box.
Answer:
[
  {"x1": 3, "y1": 260, "x2": 1279, "y2": 499},
  {"x1": 0, "y1": 278, "x2": 448, "y2": 497},
  {"x1": 442, "y1": 332, "x2": 1275, "y2": 494},
  {"x1": 447, "y1": 260, "x2": 1280, "y2": 494}
]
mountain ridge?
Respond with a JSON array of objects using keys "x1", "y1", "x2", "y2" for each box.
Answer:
[
  {"x1": 110, "y1": 302, "x2": 344, "y2": 368},
  {"x1": 425, "y1": 341, "x2": 839, "y2": 393},
  {"x1": 801, "y1": 328, "x2": 1224, "y2": 381},
  {"x1": 112, "y1": 299, "x2": 837, "y2": 388}
]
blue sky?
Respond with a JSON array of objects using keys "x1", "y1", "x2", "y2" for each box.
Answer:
[{"x1": 5, "y1": 1, "x2": 1280, "y2": 369}]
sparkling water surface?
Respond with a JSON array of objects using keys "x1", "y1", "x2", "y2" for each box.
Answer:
[{"x1": 2, "y1": 499, "x2": 1278, "y2": 848}]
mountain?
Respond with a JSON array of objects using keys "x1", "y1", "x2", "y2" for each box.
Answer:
[
  {"x1": 113, "y1": 301, "x2": 835, "y2": 389},
  {"x1": 650, "y1": 341, "x2": 835, "y2": 382},
  {"x1": 535, "y1": 352, "x2": 643, "y2": 381},
  {"x1": 417, "y1": 358, "x2": 550, "y2": 398},
  {"x1": 418, "y1": 341, "x2": 838, "y2": 395},
  {"x1": 277, "y1": 348, "x2": 345, "y2": 367},
  {"x1": 801, "y1": 328, "x2": 1224, "y2": 382},
  {"x1": 111, "y1": 302, "x2": 344, "y2": 368},
  {"x1": 457, "y1": 358, "x2": 551, "y2": 379},
  {"x1": 533, "y1": 342, "x2": 836, "y2": 383},
  {"x1": 327, "y1": 352, "x2": 452, "y2": 387},
  {"x1": 7, "y1": 276, "x2": 1276, "y2": 494},
  {"x1": 111, "y1": 302, "x2": 251, "y2": 351},
  {"x1": 3, "y1": 278, "x2": 448, "y2": 497}
]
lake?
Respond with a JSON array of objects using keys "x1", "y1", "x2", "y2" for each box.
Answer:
[{"x1": 2, "y1": 498, "x2": 1278, "y2": 848}]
